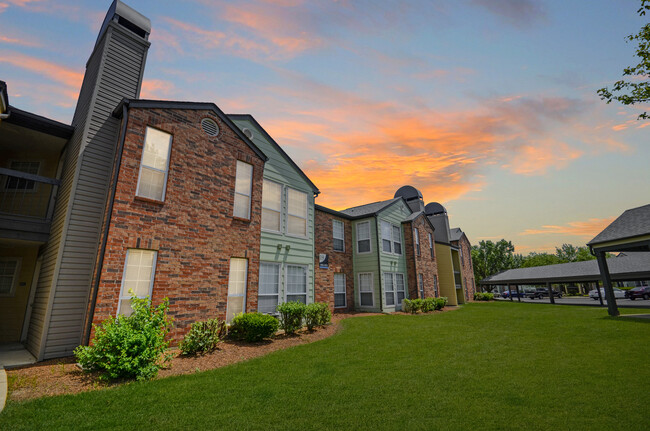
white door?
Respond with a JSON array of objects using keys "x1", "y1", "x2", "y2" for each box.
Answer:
[{"x1": 226, "y1": 258, "x2": 248, "y2": 323}]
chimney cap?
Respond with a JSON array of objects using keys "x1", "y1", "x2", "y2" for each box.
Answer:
[
  {"x1": 425, "y1": 202, "x2": 446, "y2": 216},
  {"x1": 96, "y1": 0, "x2": 151, "y2": 47},
  {"x1": 394, "y1": 185, "x2": 423, "y2": 201}
]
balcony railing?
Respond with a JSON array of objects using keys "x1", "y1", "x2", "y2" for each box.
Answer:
[{"x1": 0, "y1": 167, "x2": 60, "y2": 221}]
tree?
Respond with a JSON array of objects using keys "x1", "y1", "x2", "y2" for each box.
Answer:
[
  {"x1": 555, "y1": 243, "x2": 597, "y2": 263},
  {"x1": 471, "y1": 239, "x2": 520, "y2": 291},
  {"x1": 521, "y1": 252, "x2": 562, "y2": 268},
  {"x1": 598, "y1": 0, "x2": 650, "y2": 119}
]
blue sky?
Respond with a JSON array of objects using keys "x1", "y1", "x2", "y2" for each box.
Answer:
[{"x1": 1, "y1": 0, "x2": 648, "y2": 253}]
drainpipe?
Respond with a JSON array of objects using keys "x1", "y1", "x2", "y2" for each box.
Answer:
[
  {"x1": 83, "y1": 103, "x2": 129, "y2": 344},
  {"x1": 374, "y1": 215, "x2": 383, "y2": 312}
]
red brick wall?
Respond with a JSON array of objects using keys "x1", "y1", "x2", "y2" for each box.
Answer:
[
  {"x1": 403, "y1": 215, "x2": 439, "y2": 300},
  {"x1": 456, "y1": 234, "x2": 476, "y2": 301},
  {"x1": 92, "y1": 107, "x2": 264, "y2": 341},
  {"x1": 314, "y1": 209, "x2": 354, "y2": 312}
]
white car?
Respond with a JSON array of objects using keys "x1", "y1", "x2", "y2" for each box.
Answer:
[{"x1": 588, "y1": 288, "x2": 626, "y2": 300}]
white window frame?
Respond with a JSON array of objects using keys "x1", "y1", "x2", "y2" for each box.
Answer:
[
  {"x1": 356, "y1": 221, "x2": 372, "y2": 254},
  {"x1": 418, "y1": 273, "x2": 424, "y2": 299},
  {"x1": 334, "y1": 273, "x2": 346, "y2": 308},
  {"x1": 358, "y1": 272, "x2": 374, "y2": 307},
  {"x1": 383, "y1": 272, "x2": 406, "y2": 308},
  {"x1": 135, "y1": 126, "x2": 172, "y2": 202},
  {"x1": 383, "y1": 272, "x2": 395, "y2": 307},
  {"x1": 117, "y1": 249, "x2": 157, "y2": 316},
  {"x1": 381, "y1": 221, "x2": 402, "y2": 255},
  {"x1": 392, "y1": 224, "x2": 402, "y2": 255},
  {"x1": 414, "y1": 227, "x2": 421, "y2": 256},
  {"x1": 258, "y1": 261, "x2": 280, "y2": 314},
  {"x1": 5, "y1": 160, "x2": 41, "y2": 192},
  {"x1": 226, "y1": 258, "x2": 248, "y2": 323},
  {"x1": 286, "y1": 187, "x2": 308, "y2": 238},
  {"x1": 428, "y1": 232, "x2": 434, "y2": 259},
  {"x1": 395, "y1": 273, "x2": 406, "y2": 305},
  {"x1": 0, "y1": 257, "x2": 21, "y2": 297},
  {"x1": 261, "y1": 179, "x2": 283, "y2": 233},
  {"x1": 233, "y1": 160, "x2": 253, "y2": 219},
  {"x1": 285, "y1": 264, "x2": 308, "y2": 303},
  {"x1": 381, "y1": 221, "x2": 393, "y2": 253},
  {"x1": 333, "y1": 219, "x2": 345, "y2": 252}
]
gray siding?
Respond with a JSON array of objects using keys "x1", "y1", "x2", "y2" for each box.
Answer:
[{"x1": 26, "y1": 23, "x2": 149, "y2": 360}]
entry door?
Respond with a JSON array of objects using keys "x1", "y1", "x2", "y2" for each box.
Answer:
[
  {"x1": 395, "y1": 273, "x2": 405, "y2": 310},
  {"x1": 226, "y1": 258, "x2": 248, "y2": 323},
  {"x1": 384, "y1": 273, "x2": 395, "y2": 309},
  {"x1": 384, "y1": 273, "x2": 406, "y2": 311}
]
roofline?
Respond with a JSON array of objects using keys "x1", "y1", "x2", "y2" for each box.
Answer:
[
  {"x1": 4, "y1": 106, "x2": 74, "y2": 139},
  {"x1": 401, "y1": 211, "x2": 436, "y2": 232},
  {"x1": 228, "y1": 114, "x2": 319, "y2": 195},
  {"x1": 113, "y1": 99, "x2": 268, "y2": 162},
  {"x1": 341, "y1": 196, "x2": 408, "y2": 218},
  {"x1": 315, "y1": 204, "x2": 353, "y2": 219},
  {"x1": 481, "y1": 271, "x2": 650, "y2": 285},
  {"x1": 588, "y1": 233, "x2": 650, "y2": 247},
  {"x1": 587, "y1": 204, "x2": 650, "y2": 246}
]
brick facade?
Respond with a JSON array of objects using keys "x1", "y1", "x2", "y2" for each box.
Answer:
[
  {"x1": 92, "y1": 107, "x2": 264, "y2": 341},
  {"x1": 454, "y1": 234, "x2": 476, "y2": 301},
  {"x1": 314, "y1": 208, "x2": 354, "y2": 312},
  {"x1": 403, "y1": 214, "x2": 439, "y2": 300}
]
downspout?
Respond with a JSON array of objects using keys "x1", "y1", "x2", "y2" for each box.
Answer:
[
  {"x1": 374, "y1": 215, "x2": 383, "y2": 312},
  {"x1": 83, "y1": 103, "x2": 129, "y2": 344}
]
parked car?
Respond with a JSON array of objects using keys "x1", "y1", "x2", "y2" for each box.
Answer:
[
  {"x1": 588, "y1": 288, "x2": 626, "y2": 300},
  {"x1": 525, "y1": 288, "x2": 563, "y2": 299},
  {"x1": 625, "y1": 286, "x2": 650, "y2": 300},
  {"x1": 502, "y1": 290, "x2": 526, "y2": 298}
]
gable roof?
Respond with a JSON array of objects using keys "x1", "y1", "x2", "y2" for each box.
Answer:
[
  {"x1": 315, "y1": 204, "x2": 353, "y2": 219},
  {"x1": 113, "y1": 99, "x2": 268, "y2": 162},
  {"x1": 227, "y1": 114, "x2": 319, "y2": 194},
  {"x1": 450, "y1": 227, "x2": 464, "y2": 242},
  {"x1": 402, "y1": 210, "x2": 437, "y2": 233},
  {"x1": 340, "y1": 197, "x2": 404, "y2": 218},
  {"x1": 588, "y1": 204, "x2": 650, "y2": 247}
]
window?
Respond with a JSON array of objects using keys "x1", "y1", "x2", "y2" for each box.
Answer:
[
  {"x1": 460, "y1": 246, "x2": 464, "y2": 266},
  {"x1": 384, "y1": 272, "x2": 394, "y2": 306},
  {"x1": 358, "y1": 273, "x2": 374, "y2": 307},
  {"x1": 392, "y1": 225, "x2": 402, "y2": 255},
  {"x1": 233, "y1": 161, "x2": 253, "y2": 219},
  {"x1": 418, "y1": 273, "x2": 424, "y2": 299},
  {"x1": 118, "y1": 249, "x2": 157, "y2": 316},
  {"x1": 384, "y1": 272, "x2": 406, "y2": 307},
  {"x1": 262, "y1": 180, "x2": 282, "y2": 232},
  {"x1": 428, "y1": 233, "x2": 434, "y2": 259},
  {"x1": 136, "y1": 127, "x2": 172, "y2": 201},
  {"x1": 258, "y1": 262, "x2": 280, "y2": 314},
  {"x1": 334, "y1": 273, "x2": 346, "y2": 308},
  {"x1": 414, "y1": 227, "x2": 421, "y2": 256},
  {"x1": 286, "y1": 264, "x2": 307, "y2": 303},
  {"x1": 381, "y1": 222, "x2": 402, "y2": 254},
  {"x1": 395, "y1": 273, "x2": 405, "y2": 305},
  {"x1": 433, "y1": 275, "x2": 439, "y2": 297},
  {"x1": 287, "y1": 188, "x2": 307, "y2": 237},
  {"x1": 0, "y1": 258, "x2": 20, "y2": 296},
  {"x1": 333, "y1": 220, "x2": 345, "y2": 252},
  {"x1": 357, "y1": 221, "x2": 371, "y2": 253},
  {"x1": 226, "y1": 258, "x2": 248, "y2": 322},
  {"x1": 5, "y1": 161, "x2": 39, "y2": 190}
]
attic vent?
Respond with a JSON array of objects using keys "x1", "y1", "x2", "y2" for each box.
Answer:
[
  {"x1": 243, "y1": 127, "x2": 254, "y2": 140},
  {"x1": 201, "y1": 118, "x2": 219, "y2": 137}
]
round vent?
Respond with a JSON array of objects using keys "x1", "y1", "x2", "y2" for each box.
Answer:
[
  {"x1": 243, "y1": 127, "x2": 254, "y2": 140},
  {"x1": 201, "y1": 118, "x2": 219, "y2": 137}
]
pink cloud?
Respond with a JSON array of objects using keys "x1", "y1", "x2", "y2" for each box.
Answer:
[
  {"x1": 519, "y1": 217, "x2": 616, "y2": 238},
  {"x1": 140, "y1": 79, "x2": 176, "y2": 100}
]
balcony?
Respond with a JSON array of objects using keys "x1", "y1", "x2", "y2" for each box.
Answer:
[{"x1": 0, "y1": 167, "x2": 60, "y2": 243}]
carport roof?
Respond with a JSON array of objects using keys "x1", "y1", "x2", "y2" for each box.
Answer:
[
  {"x1": 481, "y1": 252, "x2": 650, "y2": 285},
  {"x1": 588, "y1": 204, "x2": 650, "y2": 248}
]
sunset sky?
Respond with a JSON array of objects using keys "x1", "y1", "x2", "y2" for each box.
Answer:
[{"x1": 1, "y1": 0, "x2": 648, "y2": 254}]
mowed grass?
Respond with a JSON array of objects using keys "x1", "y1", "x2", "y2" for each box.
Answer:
[{"x1": 2, "y1": 302, "x2": 649, "y2": 430}]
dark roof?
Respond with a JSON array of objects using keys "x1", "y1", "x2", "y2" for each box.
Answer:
[
  {"x1": 315, "y1": 204, "x2": 352, "y2": 219},
  {"x1": 4, "y1": 106, "x2": 75, "y2": 139},
  {"x1": 401, "y1": 210, "x2": 437, "y2": 233},
  {"x1": 588, "y1": 204, "x2": 650, "y2": 247},
  {"x1": 482, "y1": 252, "x2": 650, "y2": 285},
  {"x1": 340, "y1": 197, "x2": 402, "y2": 218},
  {"x1": 228, "y1": 114, "x2": 319, "y2": 194},
  {"x1": 450, "y1": 227, "x2": 463, "y2": 242},
  {"x1": 113, "y1": 99, "x2": 268, "y2": 162}
]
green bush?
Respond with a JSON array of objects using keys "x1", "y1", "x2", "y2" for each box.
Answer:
[
  {"x1": 435, "y1": 297, "x2": 448, "y2": 310},
  {"x1": 403, "y1": 298, "x2": 424, "y2": 314},
  {"x1": 277, "y1": 302, "x2": 306, "y2": 334},
  {"x1": 422, "y1": 297, "x2": 436, "y2": 312},
  {"x1": 304, "y1": 303, "x2": 332, "y2": 330},
  {"x1": 229, "y1": 312, "x2": 279, "y2": 342},
  {"x1": 74, "y1": 295, "x2": 173, "y2": 381},
  {"x1": 179, "y1": 317, "x2": 226, "y2": 355},
  {"x1": 474, "y1": 292, "x2": 494, "y2": 301}
]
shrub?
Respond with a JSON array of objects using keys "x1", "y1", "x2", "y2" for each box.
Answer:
[
  {"x1": 473, "y1": 292, "x2": 494, "y2": 301},
  {"x1": 435, "y1": 297, "x2": 448, "y2": 310},
  {"x1": 403, "y1": 298, "x2": 424, "y2": 314},
  {"x1": 229, "y1": 312, "x2": 279, "y2": 342},
  {"x1": 304, "y1": 303, "x2": 332, "y2": 330},
  {"x1": 179, "y1": 317, "x2": 226, "y2": 355},
  {"x1": 74, "y1": 295, "x2": 173, "y2": 381},
  {"x1": 277, "y1": 302, "x2": 306, "y2": 334},
  {"x1": 422, "y1": 297, "x2": 436, "y2": 312}
]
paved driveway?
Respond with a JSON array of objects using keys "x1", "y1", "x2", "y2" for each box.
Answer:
[{"x1": 495, "y1": 296, "x2": 650, "y2": 309}]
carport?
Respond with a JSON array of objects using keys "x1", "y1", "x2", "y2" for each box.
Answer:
[{"x1": 587, "y1": 204, "x2": 650, "y2": 316}]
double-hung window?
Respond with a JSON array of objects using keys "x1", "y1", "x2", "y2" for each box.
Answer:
[
  {"x1": 334, "y1": 273, "x2": 346, "y2": 308},
  {"x1": 381, "y1": 222, "x2": 402, "y2": 254},
  {"x1": 414, "y1": 227, "x2": 421, "y2": 256},
  {"x1": 392, "y1": 225, "x2": 402, "y2": 254},
  {"x1": 333, "y1": 220, "x2": 345, "y2": 252},
  {"x1": 433, "y1": 275, "x2": 439, "y2": 297},
  {"x1": 287, "y1": 188, "x2": 307, "y2": 237},
  {"x1": 226, "y1": 258, "x2": 248, "y2": 323},
  {"x1": 118, "y1": 249, "x2": 157, "y2": 316},
  {"x1": 384, "y1": 272, "x2": 406, "y2": 307},
  {"x1": 136, "y1": 127, "x2": 172, "y2": 201},
  {"x1": 428, "y1": 233, "x2": 434, "y2": 259},
  {"x1": 358, "y1": 273, "x2": 374, "y2": 306},
  {"x1": 262, "y1": 180, "x2": 282, "y2": 232},
  {"x1": 356, "y1": 221, "x2": 371, "y2": 253},
  {"x1": 286, "y1": 264, "x2": 307, "y2": 303},
  {"x1": 0, "y1": 258, "x2": 20, "y2": 296},
  {"x1": 395, "y1": 273, "x2": 405, "y2": 304},
  {"x1": 258, "y1": 262, "x2": 280, "y2": 314},
  {"x1": 418, "y1": 273, "x2": 424, "y2": 299},
  {"x1": 233, "y1": 161, "x2": 253, "y2": 219},
  {"x1": 384, "y1": 272, "x2": 395, "y2": 306}
]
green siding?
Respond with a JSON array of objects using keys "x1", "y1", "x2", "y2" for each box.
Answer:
[
  {"x1": 231, "y1": 118, "x2": 315, "y2": 305},
  {"x1": 351, "y1": 217, "x2": 381, "y2": 312},
  {"x1": 376, "y1": 200, "x2": 410, "y2": 311}
]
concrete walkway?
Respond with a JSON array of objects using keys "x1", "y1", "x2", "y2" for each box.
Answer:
[
  {"x1": 0, "y1": 366, "x2": 6, "y2": 413},
  {"x1": 0, "y1": 343, "x2": 36, "y2": 413}
]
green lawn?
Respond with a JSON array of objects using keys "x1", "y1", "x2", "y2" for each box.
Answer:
[{"x1": 2, "y1": 302, "x2": 649, "y2": 430}]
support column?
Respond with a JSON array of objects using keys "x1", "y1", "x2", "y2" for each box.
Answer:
[
  {"x1": 508, "y1": 284, "x2": 513, "y2": 301},
  {"x1": 547, "y1": 281, "x2": 555, "y2": 304},
  {"x1": 596, "y1": 251, "x2": 619, "y2": 317},
  {"x1": 596, "y1": 280, "x2": 604, "y2": 306},
  {"x1": 515, "y1": 284, "x2": 521, "y2": 302}
]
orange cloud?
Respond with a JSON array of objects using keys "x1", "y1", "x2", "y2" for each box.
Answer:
[
  {"x1": 0, "y1": 34, "x2": 40, "y2": 47},
  {"x1": 505, "y1": 140, "x2": 583, "y2": 176},
  {"x1": 140, "y1": 79, "x2": 176, "y2": 100},
  {"x1": 519, "y1": 217, "x2": 616, "y2": 238}
]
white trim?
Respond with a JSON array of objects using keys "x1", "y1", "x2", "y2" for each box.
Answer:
[
  {"x1": 332, "y1": 219, "x2": 345, "y2": 252},
  {"x1": 285, "y1": 187, "x2": 308, "y2": 238},
  {"x1": 382, "y1": 272, "x2": 406, "y2": 309},
  {"x1": 258, "y1": 261, "x2": 281, "y2": 314},
  {"x1": 358, "y1": 272, "x2": 374, "y2": 308},
  {"x1": 261, "y1": 179, "x2": 283, "y2": 233},
  {"x1": 117, "y1": 249, "x2": 157, "y2": 316},
  {"x1": 334, "y1": 272, "x2": 347, "y2": 308},
  {"x1": 233, "y1": 160, "x2": 253, "y2": 219},
  {"x1": 380, "y1": 220, "x2": 402, "y2": 255},
  {"x1": 356, "y1": 221, "x2": 372, "y2": 254},
  {"x1": 285, "y1": 263, "x2": 308, "y2": 303},
  {"x1": 135, "y1": 126, "x2": 172, "y2": 202},
  {"x1": 0, "y1": 257, "x2": 22, "y2": 297},
  {"x1": 414, "y1": 227, "x2": 421, "y2": 256},
  {"x1": 226, "y1": 258, "x2": 248, "y2": 322}
]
